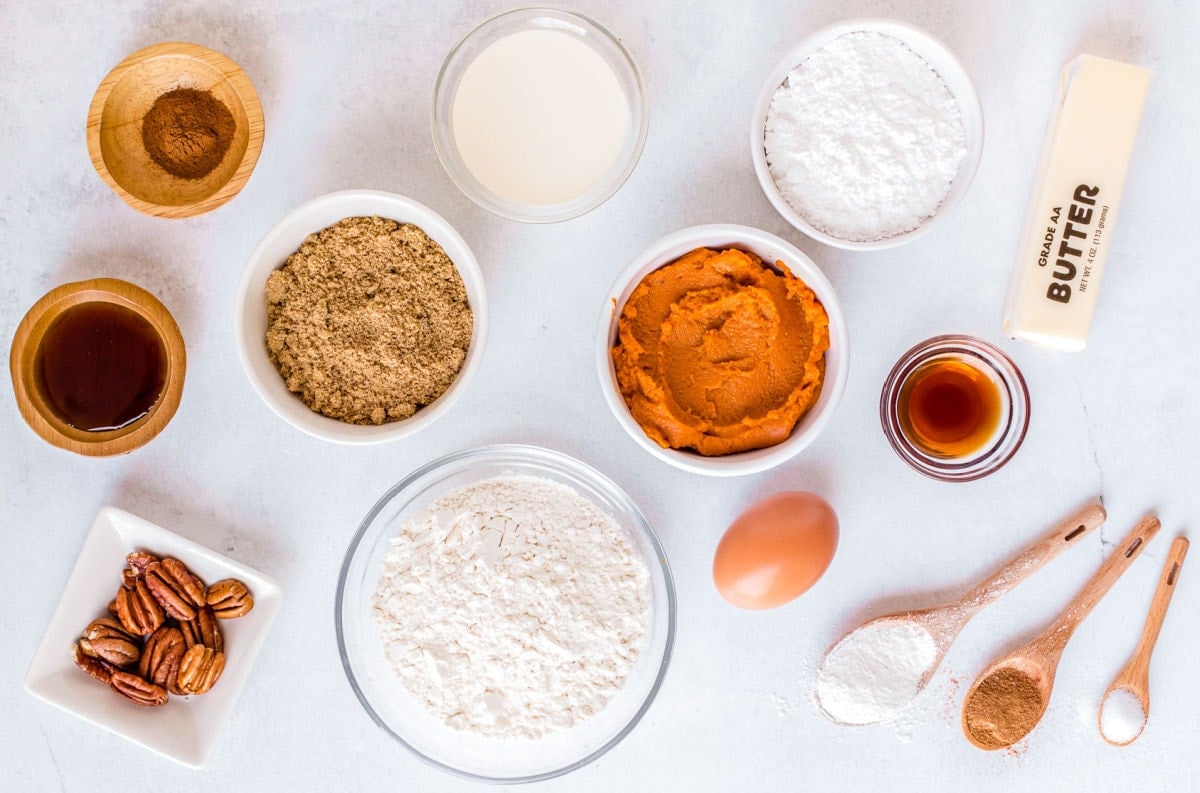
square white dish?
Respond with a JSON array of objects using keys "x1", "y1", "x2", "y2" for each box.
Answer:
[{"x1": 24, "y1": 506, "x2": 282, "y2": 768}]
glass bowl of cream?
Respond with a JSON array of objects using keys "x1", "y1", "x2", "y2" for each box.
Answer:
[{"x1": 432, "y1": 7, "x2": 648, "y2": 223}]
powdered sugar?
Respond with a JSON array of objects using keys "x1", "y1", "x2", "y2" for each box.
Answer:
[
  {"x1": 371, "y1": 475, "x2": 649, "y2": 739},
  {"x1": 764, "y1": 31, "x2": 967, "y2": 242},
  {"x1": 815, "y1": 619, "x2": 939, "y2": 725}
]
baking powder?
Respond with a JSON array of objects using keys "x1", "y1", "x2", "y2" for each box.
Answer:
[
  {"x1": 372, "y1": 475, "x2": 649, "y2": 739},
  {"x1": 764, "y1": 31, "x2": 967, "y2": 242},
  {"x1": 814, "y1": 620, "x2": 939, "y2": 725}
]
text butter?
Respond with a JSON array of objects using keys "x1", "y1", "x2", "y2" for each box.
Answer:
[{"x1": 1003, "y1": 55, "x2": 1150, "y2": 352}]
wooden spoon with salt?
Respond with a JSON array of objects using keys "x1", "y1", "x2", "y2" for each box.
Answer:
[
  {"x1": 961, "y1": 514, "x2": 1161, "y2": 750},
  {"x1": 1098, "y1": 535, "x2": 1188, "y2": 746},
  {"x1": 816, "y1": 503, "x2": 1105, "y2": 725}
]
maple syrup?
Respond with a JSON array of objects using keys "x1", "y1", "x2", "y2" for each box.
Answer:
[
  {"x1": 896, "y1": 358, "x2": 1002, "y2": 458},
  {"x1": 35, "y1": 302, "x2": 167, "y2": 432}
]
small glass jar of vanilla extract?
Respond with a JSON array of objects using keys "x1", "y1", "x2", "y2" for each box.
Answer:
[{"x1": 880, "y1": 335, "x2": 1029, "y2": 482}]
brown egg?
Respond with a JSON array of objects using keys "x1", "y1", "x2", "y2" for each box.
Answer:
[{"x1": 713, "y1": 492, "x2": 838, "y2": 609}]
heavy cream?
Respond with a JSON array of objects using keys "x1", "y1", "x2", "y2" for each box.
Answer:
[
  {"x1": 450, "y1": 29, "x2": 631, "y2": 207},
  {"x1": 1003, "y1": 55, "x2": 1150, "y2": 352}
]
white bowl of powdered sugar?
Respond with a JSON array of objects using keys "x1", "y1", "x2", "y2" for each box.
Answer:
[
  {"x1": 751, "y1": 18, "x2": 983, "y2": 249},
  {"x1": 335, "y1": 445, "x2": 675, "y2": 783}
]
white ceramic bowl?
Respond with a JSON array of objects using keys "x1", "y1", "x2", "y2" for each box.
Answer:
[
  {"x1": 431, "y1": 7, "x2": 648, "y2": 223},
  {"x1": 597, "y1": 224, "x2": 849, "y2": 476},
  {"x1": 24, "y1": 507, "x2": 283, "y2": 768},
  {"x1": 336, "y1": 445, "x2": 675, "y2": 783},
  {"x1": 235, "y1": 190, "x2": 488, "y2": 444},
  {"x1": 750, "y1": 18, "x2": 984, "y2": 250}
]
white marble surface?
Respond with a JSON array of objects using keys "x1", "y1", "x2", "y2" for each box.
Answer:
[{"x1": 2, "y1": 0, "x2": 1197, "y2": 790}]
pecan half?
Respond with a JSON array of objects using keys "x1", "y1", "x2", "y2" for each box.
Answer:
[
  {"x1": 107, "y1": 599, "x2": 119, "y2": 618},
  {"x1": 72, "y1": 642, "x2": 114, "y2": 684},
  {"x1": 144, "y1": 558, "x2": 206, "y2": 620},
  {"x1": 126, "y1": 551, "x2": 158, "y2": 576},
  {"x1": 79, "y1": 617, "x2": 140, "y2": 667},
  {"x1": 207, "y1": 578, "x2": 254, "y2": 619},
  {"x1": 180, "y1": 605, "x2": 223, "y2": 652},
  {"x1": 110, "y1": 670, "x2": 168, "y2": 706},
  {"x1": 114, "y1": 578, "x2": 165, "y2": 636},
  {"x1": 140, "y1": 625, "x2": 186, "y2": 692},
  {"x1": 164, "y1": 558, "x2": 207, "y2": 601},
  {"x1": 177, "y1": 645, "x2": 225, "y2": 695}
]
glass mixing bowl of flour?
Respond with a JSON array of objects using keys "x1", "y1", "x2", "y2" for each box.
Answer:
[{"x1": 336, "y1": 444, "x2": 676, "y2": 783}]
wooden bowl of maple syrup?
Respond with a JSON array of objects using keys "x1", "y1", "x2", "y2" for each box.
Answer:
[{"x1": 9, "y1": 279, "x2": 186, "y2": 457}]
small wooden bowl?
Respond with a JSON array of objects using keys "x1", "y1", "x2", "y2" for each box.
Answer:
[
  {"x1": 86, "y1": 42, "x2": 265, "y2": 219},
  {"x1": 9, "y1": 279, "x2": 187, "y2": 456}
]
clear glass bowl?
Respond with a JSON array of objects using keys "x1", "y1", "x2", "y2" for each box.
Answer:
[
  {"x1": 431, "y1": 7, "x2": 648, "y2": 223},
  {"x1": 335, "y1": 444, "x2": 676, "y2": 783},
  {"x1": 879, "y1": 335, "x2": 1030, "y2": 482}
]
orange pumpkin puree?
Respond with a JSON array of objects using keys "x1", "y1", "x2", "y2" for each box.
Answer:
[{"x1": 612, "y1": 247, "x2": 829, "y2": 456}]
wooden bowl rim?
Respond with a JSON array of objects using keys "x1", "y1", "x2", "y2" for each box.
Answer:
[
  {"x1": 9, "y1": 278, "x2": 187, "y2": 457},
  {"x1": 85, "y1": 41, "x2": 265, "y2": 220}
]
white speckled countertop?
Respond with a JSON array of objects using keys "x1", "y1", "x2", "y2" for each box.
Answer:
[{"x1": 2, "y1": 1, "x2": 1197, "y2": 790}]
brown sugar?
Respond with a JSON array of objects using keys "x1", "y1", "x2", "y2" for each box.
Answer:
[
  {"x1": 265, "y1": 216, "x2": 473, "y2": 425},
  {"x1": 962, "y1": 666, "x2": 1045, "y2": 749}
]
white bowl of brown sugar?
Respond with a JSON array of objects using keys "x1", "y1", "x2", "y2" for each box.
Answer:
[{"x1": 235, "y1": 190, "x2": 487, "y2": 444}]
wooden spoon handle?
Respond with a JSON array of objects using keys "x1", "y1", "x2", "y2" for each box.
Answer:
[
  {"x1": 1037, "y1": 515, "x2": 1161, "y2": 651},
  {"x1": 957, "y1": 503, "x2": 1106, "y2": 615},
  {"x1": 1128, "y1": 536, "x2": 1188, "y2": 673}
]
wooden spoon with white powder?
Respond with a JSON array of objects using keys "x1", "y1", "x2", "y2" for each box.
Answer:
[{"x1": 814, "y1": 503, "x2": 1106, "y2": 726}]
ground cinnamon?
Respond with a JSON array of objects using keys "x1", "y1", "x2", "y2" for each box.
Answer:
[
  {"x1": 140, "y1": 88, "x2": 236, "y2": 180},
  {"x1": 963, "y1": 666, "x2": 1045, "y2": 749}
]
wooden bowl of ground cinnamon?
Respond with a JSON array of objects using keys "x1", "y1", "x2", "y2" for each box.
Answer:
[{"x1": 86, "y1": 42, "x2": 264, "y2": 219}]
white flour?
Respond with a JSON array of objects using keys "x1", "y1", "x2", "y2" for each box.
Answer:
[
  {"x1": 371, "y1": 475, "x2": 650, "y2": 739},
  {"x1": 814, "y1": 620, "x2": 939, "y2": 725},
  {"x1": 764, "y1": 31, "x2": 967, "y2": 242}
]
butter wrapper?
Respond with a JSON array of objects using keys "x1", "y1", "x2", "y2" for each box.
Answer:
[{"x1": 1003, "y1": 54, "x2": 1150, "y2": 352}]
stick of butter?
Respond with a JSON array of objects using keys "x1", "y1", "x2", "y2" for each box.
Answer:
[{"x1": 1003, "y1": 54, "x2": 1150, "y2": 352}]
